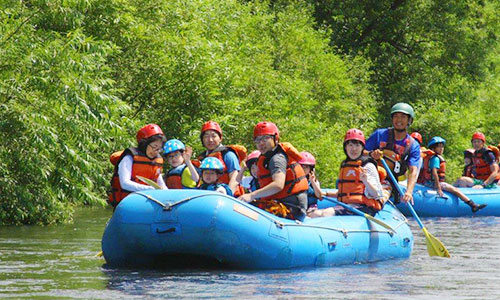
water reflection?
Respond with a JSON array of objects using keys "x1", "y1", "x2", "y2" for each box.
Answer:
[{"x1": 1, "y1": 207, "x2": 500, "y2": 299}]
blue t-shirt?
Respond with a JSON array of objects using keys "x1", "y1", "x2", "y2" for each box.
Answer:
[
  {"x1": 428, "y1": 156, "x2": 441, "y2": 170},
  {"x1": 365, "y1": 128, "x2": 421, "y2": 167},
  {"x1": 223, "y1": 150, "x2": 241, "y2": 173}
]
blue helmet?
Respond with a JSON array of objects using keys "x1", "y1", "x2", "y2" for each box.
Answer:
[
  {"x1": 200, "y1": 157, "x2": 224, "y2": 172},
  {"x1": 428, "y1": 136, "x2": 446, "y2": 148},
  {"x1": 163, "y1": 139, "x2": 185, "y2": 155}
]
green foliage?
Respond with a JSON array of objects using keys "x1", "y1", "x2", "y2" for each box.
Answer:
[{"x1": 0, "y1": 0, "x2": 499, "y2": 224}]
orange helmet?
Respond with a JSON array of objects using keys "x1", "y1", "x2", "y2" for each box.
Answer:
[
  {"x1": 471, "y1": 132, "x2": 485, "y2": 143},
  {"x1": 253, "y1": 122, "x2": 280, "y2": 141},
  {"x1": 410, "y1": 132, "x2": 423, "y2": 145},
  {"x1": 136, "y1": 124, "x2": 164, "y2": 143},
  {"x1": 200, "y1": 121, "x2": 222, "y2": 139},
  {"x1": 344, "y1": 128, "x2": 365, "y2": 146}
]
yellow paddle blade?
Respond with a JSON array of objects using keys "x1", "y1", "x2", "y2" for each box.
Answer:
[
  {"x1": 364, "y1": 213, "x2": 396, "y2": 234},
  {"x1": 136, "y1": 175, "x2": 162, "y2": 189},
  {"x1": 422, "y1": 227, "x2": 450, "y2": 257},
  {"x1": 95, "y1": 251, "x2": 103, "y2": 257}
]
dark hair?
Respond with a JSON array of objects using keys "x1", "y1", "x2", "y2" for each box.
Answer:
[{"x1": 138, "y1": 134, "x2": 166, "y2": 153}]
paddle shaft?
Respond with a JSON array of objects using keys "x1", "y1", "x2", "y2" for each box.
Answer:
[
  {"x1": 322, "y1": 196, "x2": 395, "y2": 233},
  {"x1": 380, "y1": 158, "x2": 425, "y2": 229}
]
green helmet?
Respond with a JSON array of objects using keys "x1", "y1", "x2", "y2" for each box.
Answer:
[{"x1": 390, "y1": 102, "x2": 415, "y2": 119}]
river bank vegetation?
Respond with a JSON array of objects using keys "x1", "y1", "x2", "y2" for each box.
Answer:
[{"x1": 1, "y1": 0, "x2": 499, "y2": 224}]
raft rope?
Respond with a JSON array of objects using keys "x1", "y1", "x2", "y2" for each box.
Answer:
[{"x1": 134, "y1": 191, "x2": 407, "y2": 236}]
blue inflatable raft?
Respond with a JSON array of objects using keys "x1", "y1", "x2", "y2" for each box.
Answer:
[
  {"x1": 396, "y1": 183, "x2": 500, "y2": 217},
  {"x1": 102, "y1": 190, "x2": 413, "y2": 269}
]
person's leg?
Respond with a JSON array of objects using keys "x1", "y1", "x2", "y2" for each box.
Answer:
[
  {"x1": 453, "y1": 176, "x2": 474, "y2": 187},
  {"x1": 442, "y1": 182, "x2": 486, "y2": 212}
]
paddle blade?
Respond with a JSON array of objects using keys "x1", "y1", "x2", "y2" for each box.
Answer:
[
  {"x1": 423, "y1": 227, "x2": 450, "y2": 257},
  {"x1": 136, "y1": 175, "x2": 162, "y2": 189}
]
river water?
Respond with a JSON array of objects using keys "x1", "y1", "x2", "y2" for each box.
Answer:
[{"x1": 1, "y1": 207, "x2": 499, "y2": 299}]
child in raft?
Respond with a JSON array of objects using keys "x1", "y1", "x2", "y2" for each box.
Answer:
[
  {"x1": 197, "y1": 157, "x2": 233, "y2": 196},
  {"x1": 236, "y1": 150, "x2": 261, "y2": 193},
  {"x1": 422, "y1": 137, "x2": 486, "y2": 212},
  {"x1": 309, "y1": 129, "x2": 387, "y2": 217},
  {"x1": 163, "y1": 139, "x2": 199, "y2": 189},
  {"x1": 297, "y1": 151, "x2": 323, "y2": 213}
]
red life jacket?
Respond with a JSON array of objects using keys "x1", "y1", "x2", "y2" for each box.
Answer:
[
  {"x1": 378, "y1": 128, "x2": 415, "y2": 177},
  {"x1": 337, "y1": 156, "x2": 383, "y2": 211},
  {"x1": 107, "y1": 147, "x2": 163, "y2": 207},
  {"x1": 256, "y1": 142, "x2": 308, "y2": 201},
  {"x1": 472, "y1": 146, "x2": 500, "y2": 181},
  {"x1": 463, "y1": 164, "x2": 473, "y2": 177},
  {"x1": 164, "y1": 164, "x2": 187, "y2": 189},
  {"x1": 196, "y1": 144, "x2": 247, "y2": 196},
  {"x1": 419, "y1": 149, "x2": 446, "y2": 183}
]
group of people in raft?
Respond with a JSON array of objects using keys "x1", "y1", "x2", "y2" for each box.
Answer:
[{"x1": 108, "y1": 102, "x2": 491, "y2": 221}]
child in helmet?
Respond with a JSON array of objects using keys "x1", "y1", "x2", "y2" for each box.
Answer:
[
  {"x1": 298, "y1": 151, "x2": 322, "y2": 212},
  {"x1": 163, "y1": 139, "x2": 199, "y2": 189},
  {"x1": 454, "y1": 132, "x2": 500, "y2": 189},
  {"x1": 309, "y1": 129, "x2": 387, "y2": 218},
  {"x1": 198, "y1": 121, "x2": 241, "y2": 195},
  {"x1": 236, "y1": 150, "x2": 261, "y2": 193},
  {"x1": 108, "y1": 124, "x2": 167, "y2": 207},
  {"x1": 462, "y1": 149, "x2": 474, "y2": 177},
  {"x1": 198, "y1": 157, "x2": 233, "y2": 196},
  {"x1": 424, "y1": 137, "x2": 486, "y2": 212}
]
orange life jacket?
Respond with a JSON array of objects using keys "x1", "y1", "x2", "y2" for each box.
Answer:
[
  {"x1": 164, "y1": 164, "x2": 187, "y2": 189},
  {"x1": 472, "y1": 146, "x2": 500, "y2": 181},
  {"x1": 377, "y1": 128, "x2": 415, "y2": 177},
  {"x1": 337, "y1": 156, "x2": 383, "y2": 211},
  {"x1": 419, "y1": 149, "x2": 446, "y2": 183},
  {"x1": 256, "y1": 142, "x2": 308, "y2": 201},
  {"x1": 107, "y1": 147, "x2": 163, "y2": 207},
  {"x1": 195, "y1": 144, "x2": 247, "y2": 197}
]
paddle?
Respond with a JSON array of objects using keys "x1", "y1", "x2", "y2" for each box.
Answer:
[
  {"x1": 137, "y1": 175, "x2": 162, "y2": 189},
  {"x1": 322, "y1": 196, "x2": 395, "y2": 234},
  {"x1": 380, "y1": 158, "x2": 450, "y2": 257}
]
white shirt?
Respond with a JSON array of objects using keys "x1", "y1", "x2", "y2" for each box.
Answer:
[
  {"x1": 118, "y1": 154, "x2": 167, "y2": 191},
  {"x1": 362, "y1": 163, "x2": 384, "y2": 200}
]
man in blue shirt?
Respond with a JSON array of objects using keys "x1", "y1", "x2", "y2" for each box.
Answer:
[{"x1": 365, "y1": 103, "x2": 421, "y2": 204}]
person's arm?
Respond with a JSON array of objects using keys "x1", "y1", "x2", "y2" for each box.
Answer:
[
  {"x1": 156, "y1": 174, "x2": 168, "y2": 189},
  {"x1": 235, "y1": 163, "x2": 248, "y2": 184},
  {"x1": 183, "y1": 146, "x2": 199, "y2": 183},
  {"x1": 431, "y1": 167, "x2": 444, "y2": 196},
  {"x1": 223, "y1": 151, "x2": 241, "y2": 193},
  {"x1": 239, "y1": 172, "x2": 285, "y2": 202},
  {"x1": 484, "y1": 163, "x2": 499, "y2": 186},
  {"x1": 309, "y1": 171, "x2": 322, "y2": 199},
  {"x1": 118, "y1": 155, "x2": 154, "y2": 192},
  {"x1": 403, "y1": 165, "x2": 418, "y2": 204},
  {"x1": 360, "y1": 164, "x2": 384, "y2": 200}
]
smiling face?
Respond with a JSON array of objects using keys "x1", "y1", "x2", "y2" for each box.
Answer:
[
  {"x1": 202, "y1": 130, "x2": 222, "y2": 151},
  {"x1": 344, "y1": 140, "x2": 364, "y2": 160},
  {"x1": 392, "y1": 112, "x2": 410, "y2": 132},
  {"x1": 301, "y1": 164, "x2": 312, "y2": 176},
  {"x1": 146, "y1": 139, "x2": 163, "y2": 159},
  {"x1": 254, "y1": 135, "x2": 275, "y2": 154},
  {"x1": 166, "y1": 150, "x2": 184, "y2": 167}
]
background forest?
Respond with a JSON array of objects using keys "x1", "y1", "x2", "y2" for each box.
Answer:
[{"x1": 1, "y1": 0, "x2": 499, "y2": 224}]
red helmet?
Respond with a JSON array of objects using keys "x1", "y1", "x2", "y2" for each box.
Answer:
[
  {"x1": 200, "y1": 121, "x2": 222, "y2": 139},
  {"x1": 344, "y1": 128, "x2": 365, "y2": 146},
  {"x1": 471, "y1": 132, "x2": 485, "y2": 143},
  {"x1": 298, "y1": 151, "x2": 316, "y2": 166},
  {"x1": 410, "y1": 132, "x2": 423, "y2": 145},
  {"x1": 246, "y1": 150, "x2": 261, "y2": 168},
  {"x1": 253, "y1": 122, "x2": 280, "y2": 141},
  {"x1": 136, "y1": 124, "x2": 164, "y2": 143}
]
